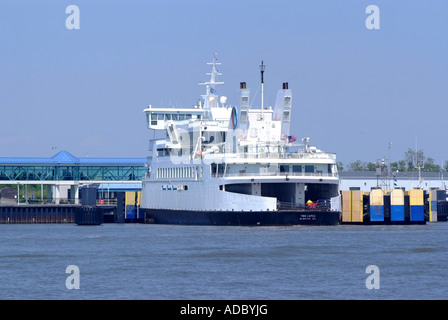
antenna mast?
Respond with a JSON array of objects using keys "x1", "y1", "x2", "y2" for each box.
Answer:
[
  {"x1": 260, "y1": 61, "x2": 265, "y2": 111},
  {"x1": 199, "y1": 53, "x2": 224, "y2": 110}
]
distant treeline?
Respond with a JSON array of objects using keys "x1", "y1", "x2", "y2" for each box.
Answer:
[{"x1": 338, "y1": 148, "x2": 447, "y2": 173}]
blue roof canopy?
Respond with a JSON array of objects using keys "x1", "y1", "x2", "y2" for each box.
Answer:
[
  {"x1": 0, "y1": 150, "x2": 146, "y2": 166},
  {"x1": 51, "y1": 150, "x2": 80, "y2": 164}
]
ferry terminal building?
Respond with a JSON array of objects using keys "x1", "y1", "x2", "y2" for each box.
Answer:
[{"x1": 0, "y1": 150, "x2": 146, "y2": 204}]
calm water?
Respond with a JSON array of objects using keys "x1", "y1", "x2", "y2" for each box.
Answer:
[{"x1": 0, "y1": 222, "x2": 447, "y2": 300}]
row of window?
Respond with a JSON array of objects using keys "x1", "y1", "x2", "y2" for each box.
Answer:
[
  {"x1": 149, "y1": 113, "x2": 201, "y2": 126},
  {"x1": 280, "y1": 164, "x2": 315, "y2": 173},
  {"x1": 0, "y1": 166, "x2": 145, "y2": 181},
  {"x1": 279, "y1": 164, "x2": 335, "y2": 174},
  {"x1": 156, "y1": 166, "x2": 203, "y2": 179},
  {"x1": 161, "y1": 185, "x2": 189, "y2": 191},
  {"x1": 156, "y1": 164, "x2": 335, "y2": 180}
]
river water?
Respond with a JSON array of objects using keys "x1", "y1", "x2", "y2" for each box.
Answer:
[{"x1": 0, "y1": 222, "x2": 446, "y2": 300}]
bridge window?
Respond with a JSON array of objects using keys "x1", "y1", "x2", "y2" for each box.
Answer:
[
  {"x1": 211, "y1": 163, "x2": 217, "y2": 176},
  {"x1": 151, "y1": 113, "x2": 157, "y2": 125},
  {"x1": 305, "y1": 165, "x2": 314, "y2": 173}
]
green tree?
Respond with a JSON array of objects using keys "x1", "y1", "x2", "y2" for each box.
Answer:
[
  {"x1": 347, "y1": 148, "x2": 446, "y2": 173},
  {"x1": 365, "y1": 162, "x2": 377, "y2": 171},
  {"x1": 390, "y1": 162, "x2": 398, "y2": 172},
  {"x1": 348, "y1": 160, "x2": 364, "y2": 172},
  {"x1": 424, "y1": 157, "x2": 441, "y2": 172},
  {"x1": 397, "y1": 160, "x2": 407, "y2": 172},
  {"x1": 404, "y1": 148, "x2": 425, "y2": 171}
]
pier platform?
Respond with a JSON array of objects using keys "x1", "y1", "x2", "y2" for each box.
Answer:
[
  {"x1": 1, "y1": 188, "x2": 447, "y2": 225},
  {"x1": 0, "y1": 205, "x2": 79, "y2": 224}
]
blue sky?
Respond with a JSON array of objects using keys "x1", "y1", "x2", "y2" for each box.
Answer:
[{"x1": 0, "y1": 0, "x2": 447, "y2": 166}]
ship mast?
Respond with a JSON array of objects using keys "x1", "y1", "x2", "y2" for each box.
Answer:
[
  {"x1": 260, "y1": 60, "x2": 265, "y2": 112},
  {"x1": 199, "y1": 53, "x2": 224, "y2": 110}
]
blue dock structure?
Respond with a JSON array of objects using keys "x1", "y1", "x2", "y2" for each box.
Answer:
[
  {"x1": 369, "y1": 188, "x2": 384, "y2": 222},
  {"x1": 390, "y1": 188, "x2": 405, "y2": 222},
  {"x1": 409, "y1": 189, "x2": 424, "y2": 222},
  {"x1": 340, "y1": 186, "x2": 448, "y2": 224}
]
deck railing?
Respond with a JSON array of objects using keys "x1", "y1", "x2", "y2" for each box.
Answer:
[
  {"x1": 214, "y1": 172, "x2": 338, "y2": 178},
  {"x1": 96, "y1": 199, "x2": 117, "y2": 206}
]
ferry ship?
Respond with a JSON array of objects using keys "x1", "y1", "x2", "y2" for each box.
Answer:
[{"x1": 140, "y1": 56, "x2": 341, "y2": 226}]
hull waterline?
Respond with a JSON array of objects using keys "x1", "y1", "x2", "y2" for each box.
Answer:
[{"x1": 142, "y1": 208, "x2": 341, "y2": 226}]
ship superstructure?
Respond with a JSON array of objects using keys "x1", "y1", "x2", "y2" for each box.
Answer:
[{"x1": 140, "y1": 55, "x2": 341, "y2": 225}]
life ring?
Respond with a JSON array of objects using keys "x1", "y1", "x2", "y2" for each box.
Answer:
[{"x1": 231, "y1": 107, "x2": 238, "y2": 129}]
